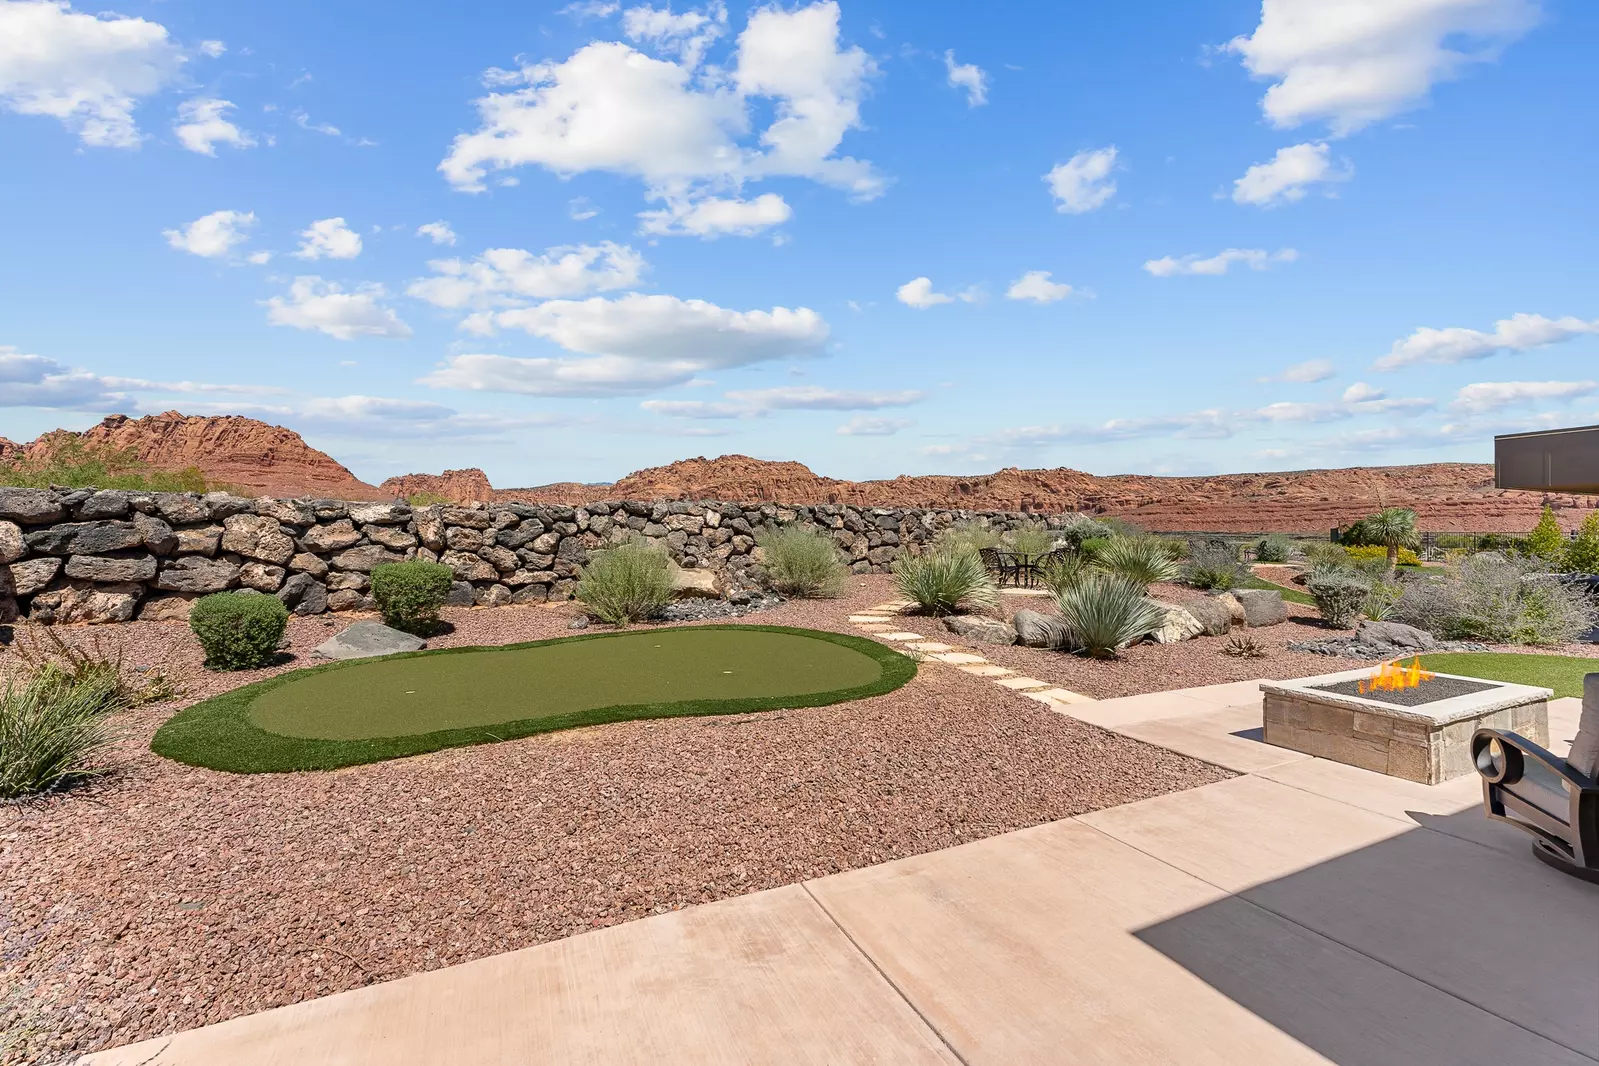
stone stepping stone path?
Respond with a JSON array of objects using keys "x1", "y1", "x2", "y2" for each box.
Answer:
[{"x1": 843, "y1": 605, "x2": 1094, "y2": 712}]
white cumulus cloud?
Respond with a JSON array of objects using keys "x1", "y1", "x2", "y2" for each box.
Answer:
[
  {"x1": 173, "y1": 97, "x2": 255, "y2": 155},
  {"x1": 1227, "y1": 0, "x2": 1540, "y2": 136},
  {"x1": 1452, "y1": 380, "x2": 1599, "y2": 413},
  {"x1": 722, "y1": 385, "x2": 923, "y2": 410},
  {"x1": 264, "y1": 277, "x2": 412, "y2": 340},
  {"x1": 1045, "y1": 146, "x2": 1118, "y2": 214},
  {"x1": 896, "y1": 277, "x2": 955, "y2": 309},
  {"x1": 837, "y1": 416, "x2": 910, "y2": 436},
  {"x1": 622, "y1": 2, "x2": 726, "y2": 68},
  {"x1": 294, "y1": 217, "x2": 363, "y2": 260},
  {"x1": 1377, "y1": 313, "x2": 1599, "y2": 370},
  {"x1": 1259, "y1": 358, "x2": 1335, "y2": 384},
  {"x1": 637, "y1": 192, "x2": 791, "y2": 237},
  {"x1": 163, "y1": 209, "x2": 257, "y2": 258},
  {"x1": 0, "y1": 0, "x2": 185, "y2": 147},
  {"x1": 1005, "y1": 271, "x2": 1075, "y2": 304},
  {"x1": 407, "y1": 242, "x2": 646, "y2": 312},
  {"x1": 416, "y1": 221, "x2": 457, "y2": 245},
  {"x1": 1232, "y1": 142, "x2": 1352, "y2": 206},
  {"x1": 1144, "y1": 247, "x2": 1298, "y2": 276},
  {"x1": 944, "y1": 50, "x2": 987, "y2": 106}
]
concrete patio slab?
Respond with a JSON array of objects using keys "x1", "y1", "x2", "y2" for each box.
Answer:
[
  {"x1": 1114, "y1": 705, "x2": 1313, "y2": 774},
  {"x1": 83, "y1": 886, "x2": 961, "y2": 1066},
  {"x1": 1065, "y1": 689, "x2": 1234, "y2": 729}
]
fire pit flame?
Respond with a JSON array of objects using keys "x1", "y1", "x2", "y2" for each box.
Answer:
[{"x1": 1360, "y1": 657, "x2": 1436, "y2": 695}]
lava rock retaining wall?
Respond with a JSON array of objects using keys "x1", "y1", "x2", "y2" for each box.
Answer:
[{"x1": 0, "y1": 487, "x2": 1074, "y2": 624}]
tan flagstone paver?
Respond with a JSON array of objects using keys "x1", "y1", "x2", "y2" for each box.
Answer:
[
  {"x1": 993, "y1": 676, "x2": 1050, "y2": 691},
  {"x1": 906, "y1": 642, "x2": 953, "y2": 652},
  {"x1": 928, "y1": 652, "x2": 989, "y2": 665},
  {"x1": 83, "y1": 887, "x2": 961, "y2": 1066},
  {"x1": 1019, "y1": 687, "x2": 1095, "y2": 707}
]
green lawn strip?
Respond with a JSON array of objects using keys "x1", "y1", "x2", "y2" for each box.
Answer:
[
  {"x1": 1417, "y1": 652, "x2": 1597, "y2": 699},
  {"x1": 152, "y1": 625, "x2": 917, "y2": 774},
  {"x1": 1238, "y1": 573, "x2": 1316, "y2": 606}
]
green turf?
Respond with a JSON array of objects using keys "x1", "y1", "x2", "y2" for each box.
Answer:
[
  {"x1": 152, "y1": 625, "x2": 916, "y2": 773},
  {"x1": 1417, "y1": 652, "x2": 1597, "y2": 699},
  {"x1": 1238, "y1": 573, "x2": 1316, "y2": 605}
]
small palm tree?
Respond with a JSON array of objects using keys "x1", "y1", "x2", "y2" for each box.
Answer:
[{"x1": 1363, "y1": 507, "x2": 1419, "y2": 574}]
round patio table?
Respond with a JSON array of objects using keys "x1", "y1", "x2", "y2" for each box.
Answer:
[{"x1": 994, "y1": 551, "x2": 1051, "y2": 588}]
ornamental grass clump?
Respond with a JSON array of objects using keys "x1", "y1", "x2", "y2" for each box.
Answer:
[
  {"x1": 1004, "y1": 520, "x2": 1058, "y2": 556},
  {"x1": 371, "y1": 560, "x2": 456, "y2": 635},
  {"x1": 755, "y1": 525, "x2": 847, "y2": 597},
  {"x1": 933, "y1": 519, "x2": 1001, "y2": 556},
  {"x1": 893, "y1": 548, "x2": 999, "y2": 616},
  {"x1": 1094, "y1": 535, "x2": 1181, "y2": 589},
  {"x1": 1254, "y1": 534, "x2": 1296, "y2": 563},
  {"x1": 0, "y1": 663, "x2": 124, "y2": 800},
  {"x1": 189, "y1": 592, "x2": 290, "y2": 671},
  {"x1": 575, "y1": 537, "x2": 676, "y2": 627},
  {"x1": 1052, "y1": 573, "x2": 1165, "y2": 659}
]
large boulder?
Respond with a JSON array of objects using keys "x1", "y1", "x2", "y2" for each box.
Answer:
[
  {"x1": 221, "y1": 514, "x2": 296, "y2": 565},
  {"x1": 155, "y1": 556, "x2": 240, "y2": 593},
  {"x1": 152, "y1": 493, "x2": 208, "y2": 524},
  {"x1": 313, "y1": 620, "x2": 426, "y2": 660},
  {"x1": 1186, "y1": 596, "x2": 1234, "y2": 637},
  {"x1": 1146, "y1": 600, "x2": 1204, "y2": 644},
  {"x1": 441, "y1": 549, "x2": 497, "y2": 582},
  {"x1": 1234, "y1": 588, "x2": 1288, "y2": 627},
  {"x1": 944, "y1": 614, "x2": 1017, "y2": 645},
  {"x1": 671, "y1": 569, "x2": 722, "y2": 599},
  {"x1": 0, "y1": 488, "x2": 64, "y2": 524},
  {"x1": 300, "y1": 519, "x2": 363, "y2": 552},
  {"x1": 349, "y1": 503, "x2": 409, "y2": 526},
  {"x1": 201, "y1": 492, "x2": 255, "y2": 519},
  {"x1": 445, "y1": 580, "x2": 477, "y2": 606},
  {"x1": 1214, "y1": 592, "x2": 1247, "y2": 626},
  {"x1": 175, "y1": 526, "x2": 221, "y2": 556},
  {"x1": 330, "y1": 544, "x2": 405, "y2": 572},
  {"x1": 1014, "y1": 609, "x2": 1072, "y2": 649},
  {"x1": 239, "y1": 562, "x2": 287, "y2": 592},
  {"x1": 475, "y1": 583, "x2": 513, "y2": 607},
  {"x1": 277, "y1": 572, "x2": 329, "y2": 615},
  {"x1": 365, "y1": 526, "x2": 417, "y2": 550},
  {"x1": 30, "y1": 583, "x2": 141, "y2": 624},
  {"x1": 28, "y1": 521, "x2": 142, "y2": 556},
  {"x1": 138, "y1": 594, "x2": 197, "y2": 622},
  {"x1": 76, "y1": 490, "x2": 132, "y2": 520},
  {"x1": 1354, "y1": 620, "x2": 1437, "y2": 652},
  {"x1": 132, "y1": 512, "x2": 178, "y2": 555}
]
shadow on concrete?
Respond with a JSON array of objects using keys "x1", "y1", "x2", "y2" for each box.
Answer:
[{"x1": 1134, "y1": 807, "x2": 1599, "y2": 1065}]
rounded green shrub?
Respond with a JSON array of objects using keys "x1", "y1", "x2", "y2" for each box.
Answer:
[
  {"x1": 371, "y1": 561, "x2": 456, "y2": 635},
  {"x1": 755, "y1": 525, "x2": 847, "y2": 597},
  {"x1": 189, "y1": 592, "x2": 289, "y2": 671},
  {"x1": 1306, "y1": 571, "x2": 1372, "y2": 629},
  {"x1": 576, "y1": 538, "x2": 676, "y2": 627},
  {"x1": 1254, "y1": 534, "x2": 1296, "y2": 563}
]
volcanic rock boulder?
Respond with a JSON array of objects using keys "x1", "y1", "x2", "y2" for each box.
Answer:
[
  {"x1": 1147, "y1": 600, "x2": 1204, "y2": 644},
  {"x1": 1014, "y1": 609, "x2": 1072, "y2": 649},
  {"x1": 314, "y1": 620, "x2": 427, "y2": 659},
  {"x1": 944, "y1": 614, "x2": 1017, "y2": 645},
  {"x1": 1234, "y1": 589, "x2": 1287, "y2": 627},
  {"x1": 1185, "y1": 597, "x2": 1234, "y2": 637}
]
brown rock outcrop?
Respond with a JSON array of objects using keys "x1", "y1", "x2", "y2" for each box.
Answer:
[
  {"x1": 11, "y1": 412, "x2": 384, "y2": 500},
  {"x1": 378, "y1": 467, "x2": 496, "y2": 504}
]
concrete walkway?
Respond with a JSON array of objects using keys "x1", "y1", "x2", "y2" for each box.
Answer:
[{"x1": 86, "y1": 683, "x2": 1599, "y2": 1065}]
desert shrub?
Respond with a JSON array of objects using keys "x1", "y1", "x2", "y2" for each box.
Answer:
[
  {"x1": 1344, "y1": 544, "x2": 1421, "y2": 567},
  {"x1": 1052, "y1": 573, "x2": 1164, "y2": 659},
  {"x1": 1077, "y1": 536, "x2": 1113, "y2": 563},
  {"x1": 1302, "y1": 541, "x2": 1350, "y2": 567},
  {"x1": 1100, "y1": 516, "x2": 1146, "y2": 538},
  {"x1": 371, "y1": 561, "x2": 456, "y2": 634},
  {"x1": 755, "y1": 525, "x2": 847, "y2": 597},
  {"x1": 1306, "y1": 571, "x2": 1372, "y2": 628},
  {"x1": 1004, "y1": 520, "x2": 1058, "y2": 556},
  {"x1": 1526, "y1": 505, "x2": 1566, "y2": 560},
  {"x1": 189, "y1": 592, "x2": 290, "y2": 670},
  {"x1": 1182, "y1": 541, "x2": 1245, "y2": 590},
  {"x1": 893, "y1": 548, "x2": 998, "y2": 616},
  {"x1": 1254, "y1": 534, "x2": 1295, "y2": 563},
  {"x1": 1389, "y1": 553, "x2": 1593, "y2": 644},
  {"x1": 933, "y1": 519, "x2": 1001, "y2": 556},
  {"x1": 575, "y1": 538, "x2": 676, "y2": 627},
  {"x1": 1056, "y1": 514, "x2": 1113, "y2": 549},
  {"x1": 1564, "y1": 512, "x2": 1599, "y2": 573},
  {"x1": 405, "y1": 491, "x2": 451, "y2": 507},
  {"x1": 0, "y1": 437, "x2": 209, "y2": 492},
  {"x1": 0, "y1": 664, "x2": 125, "y2": 799},
  {"x1": 1093, "y1": 536, "x2": 1181, "y2": 589},
  {"x1": 1155, "y1": 536, "x2": 1189, "y2": 560}
]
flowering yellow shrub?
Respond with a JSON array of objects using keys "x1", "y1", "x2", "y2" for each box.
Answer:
[{"x1": 1344, "y1": 545, "x2": 1421, "y2": 566}]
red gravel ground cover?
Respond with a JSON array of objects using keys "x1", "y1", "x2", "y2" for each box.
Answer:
[{"x1": 1, "y1": 577, "x2": 1234, "y2": 1065}]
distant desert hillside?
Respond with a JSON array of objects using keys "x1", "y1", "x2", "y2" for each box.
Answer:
[
  {"x1": 6, "y1": 411, "x2": 384, "y2": 500},
  {"x1": 10, "y1": 413, "x2": 1594, "y2": 532}
]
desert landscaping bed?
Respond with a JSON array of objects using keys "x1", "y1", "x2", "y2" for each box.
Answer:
[{"x1": 0, "y1": 576, "x2": 1233, "y2": 1064}]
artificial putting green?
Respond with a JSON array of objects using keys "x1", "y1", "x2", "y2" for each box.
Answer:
[
  {"x1": 152, "y1": 625, "x2": 916, "y2": 773},
  {"x1": 1417, "y1": 652, "x2": 1597, "y2": 700}
]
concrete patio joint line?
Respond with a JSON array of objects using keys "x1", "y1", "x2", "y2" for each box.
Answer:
[{"x1": 799, "y1": 881, "x2": 974, "y2": 1066}]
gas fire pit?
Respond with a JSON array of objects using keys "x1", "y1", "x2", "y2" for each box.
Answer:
[{"x1": 1261, "y1": 660, "x2": 1551, "y2": 784}]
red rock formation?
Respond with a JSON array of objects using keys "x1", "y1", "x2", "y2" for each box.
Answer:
[
  {"x1": 15, "y1": 412, "x2": 384, "y2": 500},
  {"x1": 0, "y1": 437, "x2": 19, "y2": 464},
  {"x1": 378, "y1": 468, "x2": 497, "y2": 504}
]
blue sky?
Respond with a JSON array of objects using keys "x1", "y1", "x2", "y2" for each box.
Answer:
[{"x1": 2, "y1": 0, "x2": 1596, "y2": 488}]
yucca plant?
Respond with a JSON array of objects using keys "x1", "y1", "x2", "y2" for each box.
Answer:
[
  {"x1": 893, "y1": 548, "x2": 999, "y2": 616},
  {"x1": 1039, "y1": 552, "x2": 1090, "y2": 595},
  {"x1": 1003, "y1": 520, "x2": 1057, "y2": 556},
  {"x1": 1093, "y1": 536, "x2": 1181, "y2": 589},
  {"x1": 755, "y1": 525, "x2": 847, "y2": 597},
  {"x1": 0, "y1": 666, "x2": 124, "y2": 800},
  {"x1": 575, "y1": 537, "x2": 677, "y2": 626},
  {"x1": 1052, "y1": 573, "x2": 1165, "y2": 659}
]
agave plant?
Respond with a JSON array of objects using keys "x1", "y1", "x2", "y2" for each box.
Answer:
[
  {"x1": 1052, "y1": 573, "x2": 1165, "y2": 659},
  {"x1": 893, "y1": 548, "x2": 999, "y2": 616},
  {"x1": 1093, "y1": 536, "x2": 1181, "y2": 589}
]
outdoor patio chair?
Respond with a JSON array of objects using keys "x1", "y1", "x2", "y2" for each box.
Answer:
[
  {"x1": 978, "y1": 547, "x2": 1015, "y2": 587},
  {"x1": 1474, "y1": 673, "x2": 1599, "y2": 884}
]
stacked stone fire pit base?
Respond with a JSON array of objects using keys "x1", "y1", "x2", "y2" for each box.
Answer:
[{"x1": 1260, "y1": 669, "x2": 1551, "y2": 785}]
